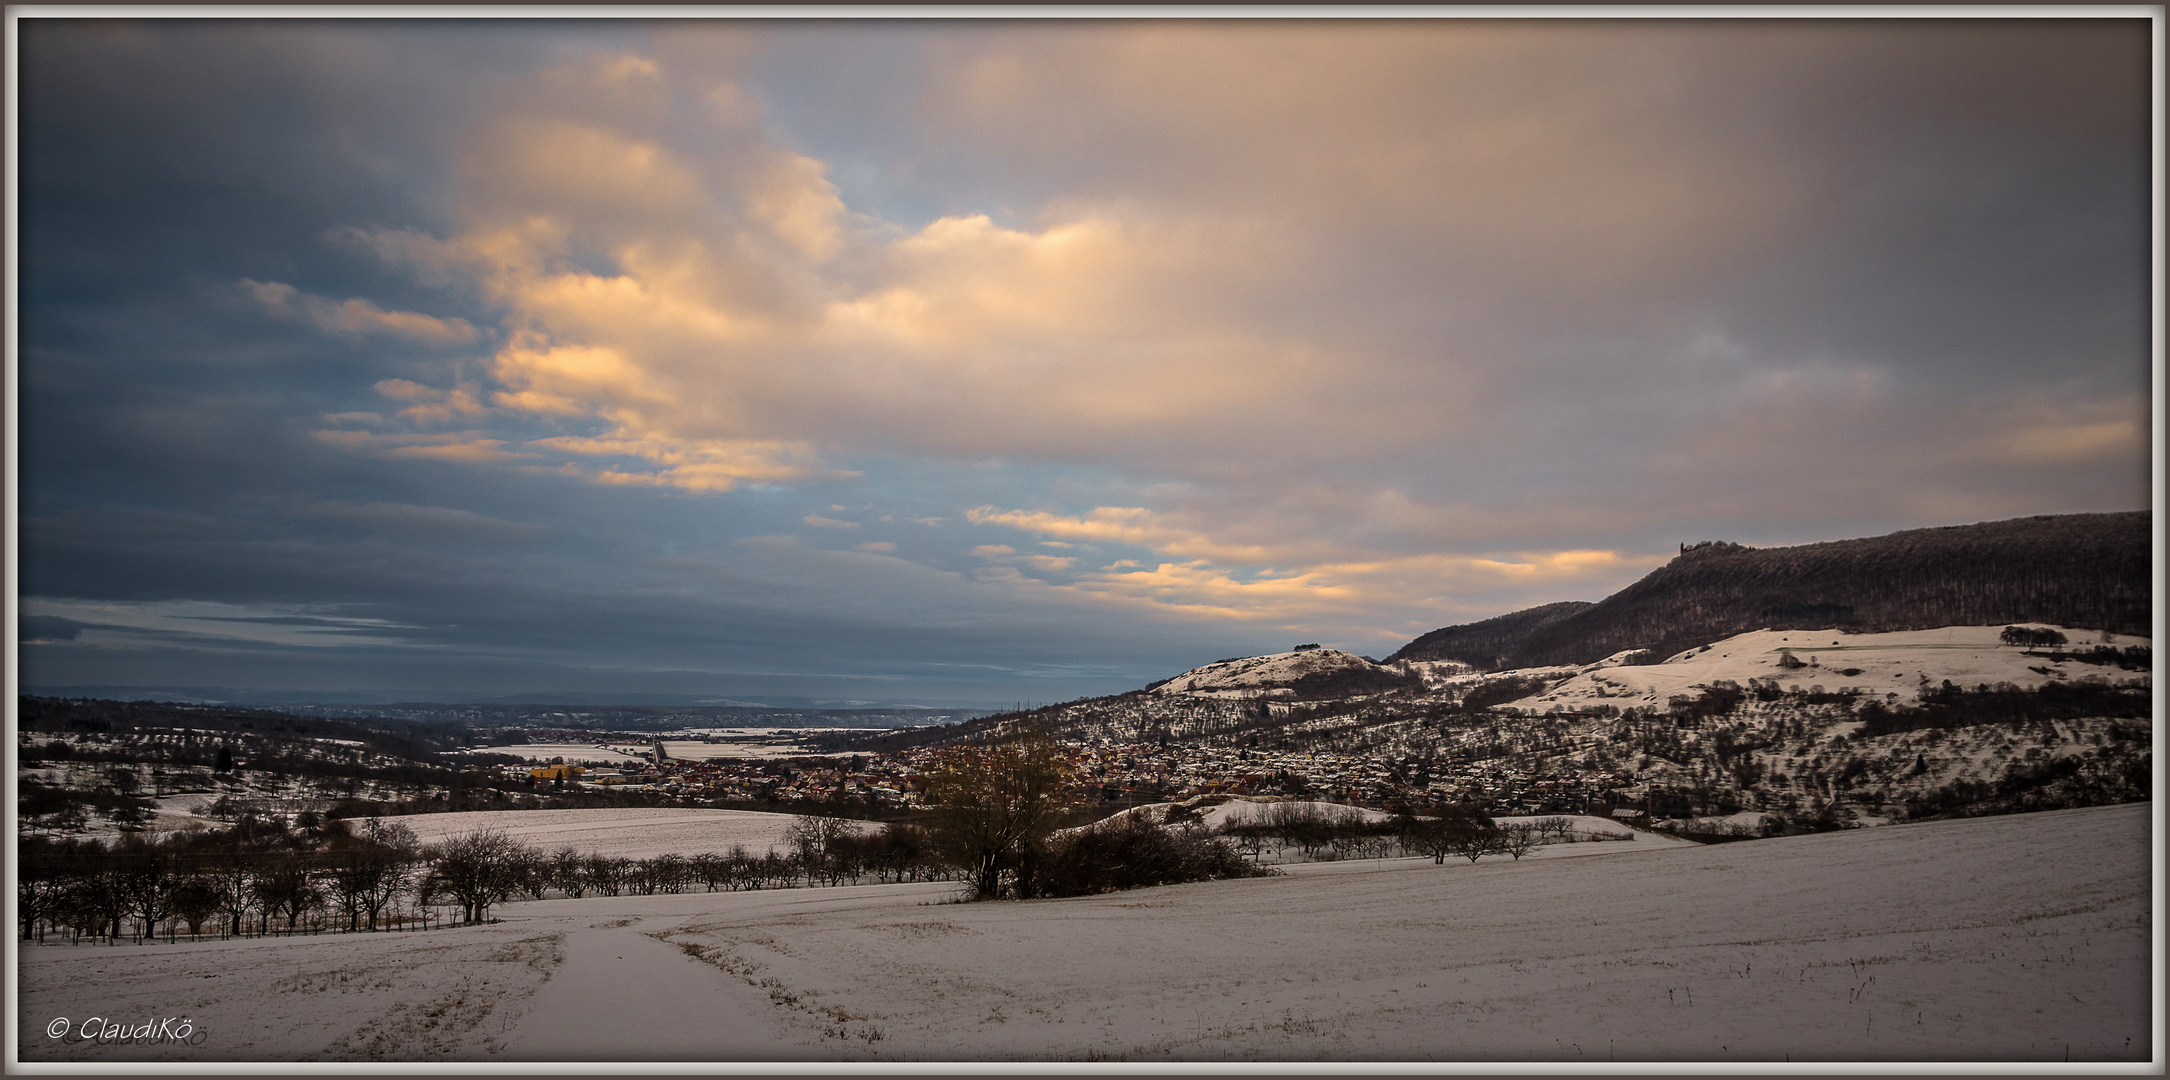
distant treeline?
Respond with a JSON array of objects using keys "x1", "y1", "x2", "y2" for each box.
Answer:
[
  {"x1": 1391, "y1": 512, "x2": 2151, "y2": 670},
  {"x1": 19, "y1": 696, "x2": 467, "y2": 760}
]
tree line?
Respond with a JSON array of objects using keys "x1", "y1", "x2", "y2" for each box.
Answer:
[
  {"x1": 15, "y1": 813, "x2": 959, "y2": 945},
  {"x1": 1211, "y1": 799, "x2": 1601, "y2": 864}
]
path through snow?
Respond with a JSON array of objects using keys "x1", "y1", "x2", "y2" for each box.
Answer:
[{"x1": 498, "y1": 915, "x2": 783, "y2": 1061}]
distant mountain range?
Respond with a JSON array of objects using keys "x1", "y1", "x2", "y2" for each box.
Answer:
[{"x1": 1389, "y1": 511, "x2": 2151, "y2": 671}]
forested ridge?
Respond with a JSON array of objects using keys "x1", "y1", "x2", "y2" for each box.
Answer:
[{"x1": 1390, "y1": 512, "x2": 2151, "y2": 671}]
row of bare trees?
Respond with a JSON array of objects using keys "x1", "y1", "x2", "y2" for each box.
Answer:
[
  {"x1": 19, "y1": 816, "x2": 954, "y2": 943},
  {"x1": 1213, "y1": 802, "x2": 1588, "y2": 865},
  {"x1": 19, "y1": 820, "x2": 430, "y2": 943}
]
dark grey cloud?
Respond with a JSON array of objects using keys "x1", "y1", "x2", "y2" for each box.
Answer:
[{"x1": 20, "y1": 616, "x2": 86, "y2": 643}]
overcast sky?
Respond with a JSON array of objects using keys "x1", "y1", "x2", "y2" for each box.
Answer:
[{"x1": 13, "y1": 16, "x2": 2156, "y2": 706}]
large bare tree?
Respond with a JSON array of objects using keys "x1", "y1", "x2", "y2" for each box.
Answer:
[{"x1": 916, "y1": 726, "x2": 1078, "y2": 900}]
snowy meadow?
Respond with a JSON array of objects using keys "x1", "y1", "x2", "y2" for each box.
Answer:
[{"x1": 15, "y1": 801, "x2": 2152, "y2": 1065}]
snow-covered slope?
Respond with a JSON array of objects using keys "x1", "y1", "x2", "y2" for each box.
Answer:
[
  {"x1": 17, "y1": 803, "x2": 2150, "y2": 1064},
  {"x1": 1501, "y1": 624, "x2": 2148, "y2": 714},
  {"x1": 1152, "y1": 648, "x2": 1402, "y2": 698}
]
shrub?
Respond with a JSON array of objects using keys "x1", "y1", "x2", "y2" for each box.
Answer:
[
  {"x1": 1033, "y1": 814, "x2": 1274, "y2": 898},
  {"x1": 2000, "y1": 626, "x2": 2070, "y2": 648}
]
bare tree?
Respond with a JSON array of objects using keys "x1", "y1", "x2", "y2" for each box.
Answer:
[
  {"x1": 252, "y1": 857, "x2": 322, "y2": 932},
  {"x1": 426, "y1": 829, "x2": 527, "y2": 924},
  {"x1": 207, "y1": 856, "x2": 258, "y2": 938},
  {"x1": 1532, "y1": 816, "x2": 1575, "y2": 842},
  {"x1": 916, "y1": 726, "x2": 1078, "y2": 900},
  {"x1": 1449, "y1": 825, "x2": 1506, "y2": 863},
  {"x1": 547, "y1": 846, "x2": 589, "y2": 898},
  {"x1": 168, "y1": 876, "x2": 222, "y2": 938},
  {"x1": 15, "y1": 849, "x2": 71, "y2": 942},
  {"x1": 1499, "y1": 823, "x2": 1543, "y2": 860},
  {"x1": 325, "y1": 821, "x2": 416, "y2": 931},
  {"x1": 1403, "y1": 804, "x2": 1496, "y2": 865},
  {"x1": 786, "y1": 814, "x2": 859, "y2": 887}
]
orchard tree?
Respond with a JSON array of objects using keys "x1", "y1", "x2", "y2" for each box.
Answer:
[
  {"x1": 1449, "y1": 824, "x2": 1507, "y2": 863},
  {"x1": 1402, "y1": 803, "x2": 1496, "y2": 865},
  {"x1": 786, "y1": 814, "x2": 859, "y2": 887},
  {"x1": 426, "y1": 829, "x2": 527, "y2": 924}
]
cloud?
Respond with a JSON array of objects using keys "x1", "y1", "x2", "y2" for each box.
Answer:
[
  {"x1": 293, "y1": 501, "x2": 546, "y2": 543},
  {"x1": 963, "y1": 499, "x2": 1666, "y2": 637},
  {"x1": 18, "y1": 22, "x2": 2147, "y2": 701},
  {"x1": 532, "y1": 433, "x2": 849, "y2": 492},
  {"x1": 306, "y1": 25, "x2": 2146, "y2": 623},
  {"x1": 312, "y1": 429, "x2": 540, "y2": 465},
  {"x1": 20, "y1": 599, "x2": 421, "y2": 650},
  {"x1": 319, "y1": 29, "x2": 2147, "y2": 525},
  {"x1": 372, "y1": 379, "x2": 490, "y2": 424},
  {"x1": 803, "y1": 513, "x2": 860, "y2": 529},
  {"x1": 966, "y1": 505, "x2": 1274, "y2": 564},
  {"x1": 242, "y1": 279, "x2": 477, "y2": 342},
  {"x1": 21, "y1": 615, "x2": 86, "y2": 643}
]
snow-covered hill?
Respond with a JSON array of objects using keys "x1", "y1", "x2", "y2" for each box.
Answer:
[
  {"x1": 1151, "y1": 648, "x2": 1420, "y2": 698},
  {"x1": 17, "y1": 803, "x2": 2151, "y2": 1064},
  {"x1": 1502, "y1": 624, "x2": 2147, "y2": 714},
  {"x1": 950, "y1": 623, "x2": 2149, "y2": 826}
]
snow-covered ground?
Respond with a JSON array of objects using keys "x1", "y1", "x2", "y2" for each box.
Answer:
[
  {"x1": 153, "y1": 793, "x2": 217, "y2": 815},
  {"x1": 1509, "y1": 624, "x2": 2148, "y2": 714},
  {"x1": 366, "y1": 808, "x2": 848, "y2": 859},
  {"x1": 17, "y1": 802, "x2": 2151, "y2": 1065}
]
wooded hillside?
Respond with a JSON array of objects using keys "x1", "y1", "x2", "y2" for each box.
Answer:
[{"x1": 1389, "y1": 512, "x2": 2151, "y2": 670}]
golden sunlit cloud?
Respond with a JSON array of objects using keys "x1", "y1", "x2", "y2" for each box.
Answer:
[
  {"x1": 2001, "y1": 415, "x2": 2146, "y2": 464},
  {"x1": 965, "y1": 506, "x2": 1275, "y2": 564},
  {"x1": 936, "y1": 546, "x2": 1668, "y2": 640},
  {"x1": 965, "y1": 501, "x2": 1665, "y2": 633},
  {"x1": 313, "y1": 429, "x2": 539, "y2": 464}
]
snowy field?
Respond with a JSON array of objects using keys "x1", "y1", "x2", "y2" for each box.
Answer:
[
  {"x1": 15, "y1": 802, "x2": 2152, "y2": 1066},
  {"x1": 493, "y1": 743, "x2": 651, "y2": 765},
  {"x1": 365, "y1": 808, "x2": 842, "y2": 859}
]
